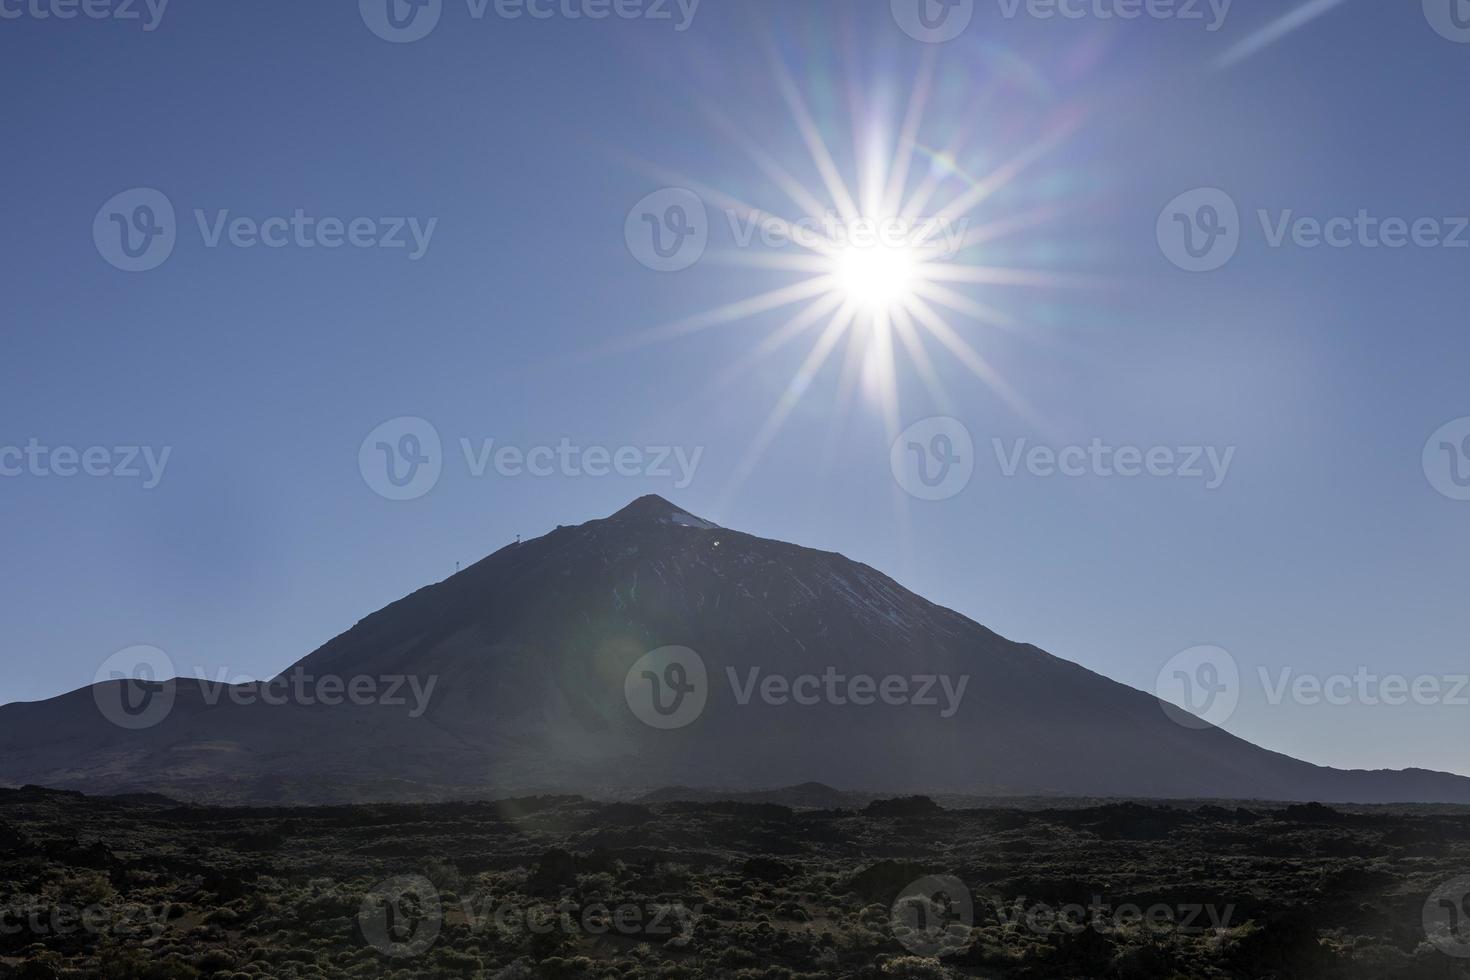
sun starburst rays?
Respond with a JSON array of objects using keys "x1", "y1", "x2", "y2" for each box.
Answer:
[{"x1": 608, "y1": 49, "x2": 1098, "y2": 505}]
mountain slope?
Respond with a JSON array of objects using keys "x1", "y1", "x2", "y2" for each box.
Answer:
[{"x1": 2, "y1": 495, "x2": 1467, "y2": 805}]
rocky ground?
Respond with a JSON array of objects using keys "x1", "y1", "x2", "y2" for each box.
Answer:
[{"x1": 2, "y1": 786, "x2": 1470, "y2": 978}]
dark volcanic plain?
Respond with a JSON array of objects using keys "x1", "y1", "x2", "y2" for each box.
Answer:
[{"x1": 3, "y1": 786, "x2": 1470, "y2": 979}]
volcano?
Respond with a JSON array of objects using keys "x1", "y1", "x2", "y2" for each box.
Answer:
[{"x1": 3, "y1": 495, "x2": 1468, "y2": 805}]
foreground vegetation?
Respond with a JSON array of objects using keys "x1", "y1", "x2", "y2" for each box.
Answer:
[{"x1": 2, "y1": 786, "x2": 1469, "y2": 978}]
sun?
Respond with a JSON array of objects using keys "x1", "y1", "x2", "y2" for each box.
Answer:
[
  {"x1": 607, "y1": 48, "x2": 1098, "y2": 504},
  {"x1": 831, "y1": 238, "x2": 920, "y2": 317}
]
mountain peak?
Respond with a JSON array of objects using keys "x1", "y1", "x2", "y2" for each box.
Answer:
[
  {"x1": 6, "y1": 493, "x2": 1470, "y2": 806},
  {"x1": 608, "y1": 495, "x2": 718, "y2": 529}
]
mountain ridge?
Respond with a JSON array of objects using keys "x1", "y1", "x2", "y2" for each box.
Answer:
[{"x1": 2, "y1": 495, "x2": 1468, "y2": 806}]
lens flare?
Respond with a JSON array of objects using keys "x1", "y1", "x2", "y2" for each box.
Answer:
[{"x1": 605, "y1": 46, "x2": 1108, "y2": 507}]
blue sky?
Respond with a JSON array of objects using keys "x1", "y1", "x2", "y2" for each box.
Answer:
[{"x1": 3, "y1": 0, "x2": 1469, "y2": 778}]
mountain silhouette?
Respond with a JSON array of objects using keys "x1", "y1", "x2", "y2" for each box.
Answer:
[{"x1": 3, "y1": 494, "x2": 1468, "y2": 805}]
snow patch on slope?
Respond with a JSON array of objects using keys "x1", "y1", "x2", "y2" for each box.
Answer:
[{"x1": 669, "y1": 510, "x2": 717, "y2": 529}]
